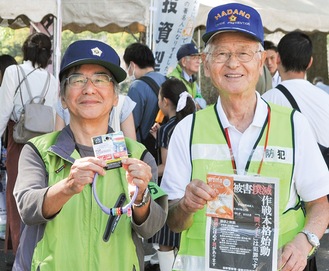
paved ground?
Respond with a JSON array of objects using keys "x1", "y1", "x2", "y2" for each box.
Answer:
[
  {"x1": 0, "y1": 239, "x2": 14, "y2": 271},
  {"x1": 1, "y1": 232, "x2": 328, "y2": 270},
  {"x1": 317, "y1": 229, "x2": 329, "y2": 270}
]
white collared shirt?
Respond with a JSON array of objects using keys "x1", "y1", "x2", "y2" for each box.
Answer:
[
  {"x1": 161, "y1": 92, "x2": 329, "y2": 209},
  {"x1": 272, "y1": 70, "x2": 281, "y2": 87}
]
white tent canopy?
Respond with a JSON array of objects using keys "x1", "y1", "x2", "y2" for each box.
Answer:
[
  {"x1": 1, "y1": 0, "x2": 328, "y2": 78},
  {"x1": 0, "y1": 0, "x2": 149, "y2": 33},
  {"x1": 196, "y1": 0, "x2": 329, "y2": 33},
  {"x1": 2, "y1": 0, "x2": 328, "y2": 39},
  {"x1": 2, "y1": 0, "x2": 329, "y2": 38},
  {"x1": 62, "y1": 0, "x2": 149, "y2": 33},
  {"x1": 0, "y1": 0, "x2": 151, "y2": 78},
  {"x1": 0, "y1": 1, "x2": 56, "y2": 25}
]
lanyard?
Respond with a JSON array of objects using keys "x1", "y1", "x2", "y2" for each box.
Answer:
[
  {"x1": 224, "y1": 106, "x2": 271, "y2": 175},
  {"x1": 92, "y1": 173, "x2": 138, "y2": 217}
]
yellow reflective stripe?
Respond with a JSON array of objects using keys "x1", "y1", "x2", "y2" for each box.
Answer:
[{"x1": 191, "y1": 144, "x2": 229, "y2": 161}]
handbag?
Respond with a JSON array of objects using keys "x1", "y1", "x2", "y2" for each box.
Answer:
[{"x1": 12, "y1": 66, "x2": 54, "y2": 144}]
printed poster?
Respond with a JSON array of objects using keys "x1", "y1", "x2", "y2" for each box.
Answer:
[
  {"x1": 153, "y1": 0, "x2": 200, "y2": 75},
  {"x1": 205, "y1": 174, "x2": 279, "y2": 271}
]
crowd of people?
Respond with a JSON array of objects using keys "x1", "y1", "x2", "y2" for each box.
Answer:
[{"x1": 0, "y1": 2, "x2": 328, "y2": 271}]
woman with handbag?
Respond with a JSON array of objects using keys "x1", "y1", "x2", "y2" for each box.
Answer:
[{"x1": 0, "y1": 33, "x2": 58, "y2": 255}]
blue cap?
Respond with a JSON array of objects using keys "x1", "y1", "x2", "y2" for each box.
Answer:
[
  {"x1": 202, "y1": 3, "x2": 264, "y2": 44},
  {"x1": 59, "y1": 40, "x2": 126, "y2": 83},
  {"x1": 177, "y1": 42, "x2": 199, "y2": 61}
]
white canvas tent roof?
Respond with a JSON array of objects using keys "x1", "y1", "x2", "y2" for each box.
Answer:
[
  {"x1": 2, "y1": 0, "x2": 328, "y2": 39},
  {"x1": 196, "y1": 0, "x2": 329, "y2": 33},
  {"x1": 61, "y1": 0, "x2": 148, "y2": 33},
  {"x1": 1, "y1": 0, "x2": 328, "y2": 78},
  {"x1": 0, "y1": 0, "x2": 149, "y2": 33},
  {"x1": 0, "y1": 0, "x2": 150, "y2": 77},
  {"x1": 0, "y1": 1, "x2": 56, "y2": 26},
  {"x1": 2, "y1": 0, "x2": 329, "y2": 40}
]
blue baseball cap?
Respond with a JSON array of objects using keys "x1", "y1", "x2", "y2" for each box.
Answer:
[
  {"x1": 177, "y1": 42, "x2": 199, "y2": 61},
  {"x1": 202, "y1": 3, "x2": 264, "y2": 44},
  {"x1": 59, "y1": 40, "x2": 126, "y2": 83}
]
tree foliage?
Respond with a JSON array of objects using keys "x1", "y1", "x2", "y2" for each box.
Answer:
[
  {"x1": 0, "y1": 26, "x2": 219, "y2": 102},
  {"x1": 0, "y1": 26, "x2": 138, "y2": 63},
  {"x1": 0, "y1": 27, "x2": 139, "y2": 93}
]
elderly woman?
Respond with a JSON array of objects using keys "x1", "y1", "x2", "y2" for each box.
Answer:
[{"x1": 12, "y1": 40, "x2": 167, "y2": 271}]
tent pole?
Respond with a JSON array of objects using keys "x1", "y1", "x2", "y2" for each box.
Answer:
[
  {"x1": 148, "y1": 0, "x2": 154, "y2": 49},
  {"x1": 54, "y1": 0, "x2": 62, "y2": 80}
]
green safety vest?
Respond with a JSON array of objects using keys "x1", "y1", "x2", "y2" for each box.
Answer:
[
  {"x1": 175, "y1": 103, "x2": 305, "y2": 270},
  {"x1": 168, "y1": 64, "x2": 199, "y2": 98},
  {"x1": 29, "y1": 132, "x2": 164, "y2": 271}
]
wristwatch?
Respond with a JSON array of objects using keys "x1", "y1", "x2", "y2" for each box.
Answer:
[
  {"x1": 300, "y1": 229, "x2": 320, "y2": 259},
  {"x1": 133, "y1": 187, "x2": 150, "y2": 208}
]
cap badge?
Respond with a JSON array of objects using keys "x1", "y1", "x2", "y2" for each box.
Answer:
[
  {"x1": 229, "y1": 15, "x2": 237, "y2": 22},
  {"x1": 91, "y1": 47, "x2": 103, "y2": 57}
]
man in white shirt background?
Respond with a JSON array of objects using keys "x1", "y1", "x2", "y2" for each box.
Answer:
[{"x1": 264, "y1": 40, "x2": 281, "y2": 87}]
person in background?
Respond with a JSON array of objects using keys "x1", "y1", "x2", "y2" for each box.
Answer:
[
  {"x1": 12, "y1": 39, "x2": 167, "y2": 271},
  {"x1": 54, "y1": 94, "x2": 137, "y2": 140},
  {"x1": 0, "y1": 33, "x2": 58, "y2": 255},
  {"x1": 0, "y1": 55, "x2": 17, "y2": 85},
  {"x1": 262, "y1": 31, "x2": 329, "y2": 168},
  {"x1": 0, "y1": 54, "x2": 17, "y2": 245},
  {"x1": 264, "y1": 40, "x2": 281, "y2": 87},
  {"x1": 0, "y1": 54, "x2": 17, "y2": 154},
  {"x1": 255, "y1": 64, "x2": 272, "y2": 94},
  {"x1": 123, "y1": 43, "x2": 167, "y2": 162},
  {"x1": 313, "y1": 76, "x2": 329, "y2": 95},
  {"x1": 160, "y1": 3, "x2": 329, "y2": 271},
  {"x1": 149, "y1": 78, "x2": 196, "y2": 271},
  {"x1": 168, "y1": 42, "x2": 206, "y2": 110}
]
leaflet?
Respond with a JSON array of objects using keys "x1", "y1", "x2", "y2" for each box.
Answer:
[
  {"x1": 92, "y1": 131, "x2": 128, "y2": 170},
  {"x1": 205, "y1": 173, "x2": 279, "y2": 271}
]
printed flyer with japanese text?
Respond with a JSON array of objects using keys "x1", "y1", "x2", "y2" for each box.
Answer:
[{"x1": 205, "y1": 174, "x2": 279, "y2": 271}]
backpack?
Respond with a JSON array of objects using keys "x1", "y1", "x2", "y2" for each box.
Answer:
[
  {"x1": 12, "y1": 66, "x2": 54, "y2": 144},
  {"x1": 137, "y1": 76, "x2": 167, "y2": 164},
  {"x1": 276, "y1": 84, "x2": 329, "y2": 169}
]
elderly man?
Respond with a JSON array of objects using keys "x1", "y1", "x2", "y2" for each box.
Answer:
[
  {"x1": 169, "y1": 42, "x2": 206, "y2": 109},
  {"x1": 160, "y1": 3, "x2": 329, "y2": 271}
]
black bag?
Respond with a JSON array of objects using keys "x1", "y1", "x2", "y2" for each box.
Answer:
[
  {"x1": 12, "y1": 66, "x2": 54, "y2": 144},
  {"x1": 276, "y1": 84, "x2": 329, "y2": 169},
  {"x1": 137, "y1": 76, "x2": 170, "y2": 164}
]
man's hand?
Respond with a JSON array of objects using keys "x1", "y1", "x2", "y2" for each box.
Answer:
[
  {"x1": 278, "y1": 233, "x2": 309, "y2": 271},
  {"x1": 180, "y1": 179, "x2": 217, "y2": 213}
]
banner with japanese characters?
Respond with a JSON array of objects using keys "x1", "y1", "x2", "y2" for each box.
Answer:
[
  {"x1": 153, "y1": 0, "x2": 200, "y2": 75},
  {"x1": 205, "y1": 174, "x2": 280, "y2": 271}
]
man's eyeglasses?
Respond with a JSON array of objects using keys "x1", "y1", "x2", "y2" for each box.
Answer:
[
  {"x1": 187, "y1": 54, "x2": 201, "y2": 61},
  {"x1": 208, "y1": 50, "x2": 262, "y2": 63},
  {"x1": 65, "y1": 74, "x2": 113, "y2": 89}
]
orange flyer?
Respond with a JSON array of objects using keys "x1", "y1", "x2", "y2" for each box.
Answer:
[{"x1": 206, "y1": 173, "x2": 234, "y2": 220}]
